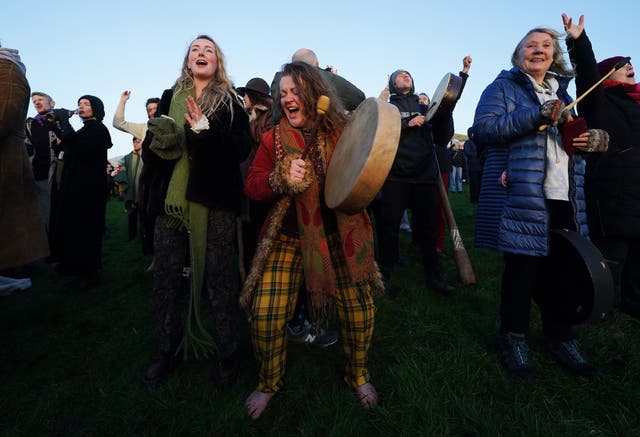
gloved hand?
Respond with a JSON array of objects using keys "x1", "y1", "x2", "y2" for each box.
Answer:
[
  {"x1": 582, "y1": 129, "x2": 609, "y2": 153},
  {"x1": 540, "y1": 99, "x2": 570, "y2": 126},
  {"x1": 147, "y1": 116, "x2": 182, "y2": 160}
]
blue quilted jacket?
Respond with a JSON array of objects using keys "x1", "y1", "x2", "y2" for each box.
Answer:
[{"x1": 472, "y1": 68, "x2": 588, "y2": 256}]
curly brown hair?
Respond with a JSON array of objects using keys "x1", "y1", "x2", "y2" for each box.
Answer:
[{"x1": 273, "y1": 62, "x2": 347, "y2": 134}]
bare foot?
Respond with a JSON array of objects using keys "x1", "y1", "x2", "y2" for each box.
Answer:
[
  {"x1": 355, "y1": 382, "x2": 379, "y2": 409},
  {"x1": 245, "y1": 390, "x2": 273, "y2": 419}
]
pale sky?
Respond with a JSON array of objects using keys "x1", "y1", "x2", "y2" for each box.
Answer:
[{"x1": 2, "y1": 0, "x2": 635, "y2": 158}]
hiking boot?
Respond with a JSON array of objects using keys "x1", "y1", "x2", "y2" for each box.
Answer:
[
  {"x1": 425, "y1": 271, "x2": 455, "y2": 296},
  {"x1": 286, "y1": 321, "x2": 338, "y2": 347},
  {"x1": 498, "y1": 332, "x2": 535, "y2": 377},
  {"x1": 545, "y1": 339, "x2": 597, "y2": 377}
]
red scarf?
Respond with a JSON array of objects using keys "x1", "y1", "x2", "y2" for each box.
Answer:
[{"x1": 604, "y1": 80, "x2": 640, "y2": 104}]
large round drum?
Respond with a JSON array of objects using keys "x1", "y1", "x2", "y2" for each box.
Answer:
[
  {"x1": 538, "y1": 229, "x2": 615, "y2": 325},
  {"x1": 425, "y1": 73, "x2": 463, "y2": 122},
  {"x1": 324, "y1": 97, "x2": 400, "y2": 214}
]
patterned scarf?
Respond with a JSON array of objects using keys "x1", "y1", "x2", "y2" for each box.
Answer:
[
  {"x1": 277, "y1": 120, "x2": 382, "y2": 309},
  {"x1": 165, "y1": 88, "x2": 213, "y2": 358}
]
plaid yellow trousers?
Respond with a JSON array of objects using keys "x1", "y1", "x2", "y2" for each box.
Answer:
[{"x1": 250, "y1": 233, "x2": 376, "y2": 393}]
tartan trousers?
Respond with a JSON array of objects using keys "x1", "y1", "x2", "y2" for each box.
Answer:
[{"x1": 250, "y1": 233, "x2": 376, "y2": 393}]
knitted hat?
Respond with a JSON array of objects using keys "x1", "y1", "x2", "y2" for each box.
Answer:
[
  {"x1": 78, "y1": 94, "x2": 105, "y2": 121},
  {"x1": 597, "y1": 56, "x2": 627, "y2": 79},
  {"x1": 237, "y1": 77, "x2": 270, "y2": 97},
  {"x1": 389, "y1": 69, "x2": 415, "y2": 95}
]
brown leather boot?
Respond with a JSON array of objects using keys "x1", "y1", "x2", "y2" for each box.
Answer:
[{"x1": 144, "y1": 352, "x2": 176, "y2": 386}]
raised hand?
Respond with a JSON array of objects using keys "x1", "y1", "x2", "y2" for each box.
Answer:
[
  {"x1": 462, "y1": 55, "x2": 472, "y2": 74},
  {"x1": 562, "y1": 13, "x2": 584, "y2": 40},
  {"x1": 184, "y1": 95, "x2": 204, "y2": 127}
]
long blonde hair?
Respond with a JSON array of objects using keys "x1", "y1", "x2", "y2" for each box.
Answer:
[
  {"x1": 511, "y1": 28, "x2": 574, "y2": 77},
  {"x1": 173, "y1": 35, "x2": 241, "y2": 120}
]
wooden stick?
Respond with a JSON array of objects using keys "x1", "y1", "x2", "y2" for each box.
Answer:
[{"x1": 539, "y1": 57, "x2": 631, "y2": 131}]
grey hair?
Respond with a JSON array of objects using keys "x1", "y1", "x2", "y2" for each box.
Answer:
[{"x1": 511, "y1": 27, "x2": 574, "y2": 77}]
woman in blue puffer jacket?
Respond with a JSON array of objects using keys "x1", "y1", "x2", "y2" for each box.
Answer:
[{"x1": 473, "y1": 26, "x2": 609, "y2": 377}]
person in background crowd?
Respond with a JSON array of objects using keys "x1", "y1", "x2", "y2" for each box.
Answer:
[
  {"x1": 113, "y1": 91, "x2": 160, "y2": 260},
  {"x1": 563, "y1": 14, "x2": 640, "y2": 321},
  {"x1": 236, "y1": 77, "x2": 274, "y2": 275},
  {"x1": 449, "y1": 139, "x2": 465, "y2": 193},
  {"x1": 114, "y1": 137, "x2": 144, "y2": 241},
  {"x1": 0, "y1": 44, "x2": 49, "y2": 277},
  {"x1": 48, "y1": 95, "x2": 112, "y2": 290},
  {"x1": 463, "y1": 127, "x2": 483, "y2": 204},
  {"x1": 25, "y1": 92, "x2": 74, "y2": 235}
]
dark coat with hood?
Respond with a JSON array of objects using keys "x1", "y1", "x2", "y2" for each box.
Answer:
[
  {"x1": 473, "y1": 68, "x2": 588, "y2": 256},
  {"x1": 387, "y1": 71, "x2": 454, "y2": 184},
  {"x1": 49, "y1": 95, "x2": 112, "y2": 270},
  {"x1": 568, "y1": 32, "x2": 640, "y2": 238}
]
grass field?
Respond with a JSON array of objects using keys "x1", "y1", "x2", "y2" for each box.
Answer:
[{"x1": 1, "y1": 188, "x2": 639, "y2": 436}]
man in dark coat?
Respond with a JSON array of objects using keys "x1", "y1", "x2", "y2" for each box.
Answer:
[{"x1": 377, "y1": 69, "x2": 455, "y2": 295}]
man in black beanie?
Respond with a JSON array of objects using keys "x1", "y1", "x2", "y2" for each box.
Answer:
[{"x1": 376, "y1": 69, "x2": 455, "y2": 295}]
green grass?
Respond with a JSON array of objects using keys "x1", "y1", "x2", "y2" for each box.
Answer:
[{"x1": 2, "y1": 189, "x2": 639, "y2": 436}]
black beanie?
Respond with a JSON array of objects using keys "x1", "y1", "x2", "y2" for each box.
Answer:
[{"x1": 78, "y1": 94, "x2": 105, "y2": 121}]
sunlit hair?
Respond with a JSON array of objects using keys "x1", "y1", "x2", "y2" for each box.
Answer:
[
  {"x1": 274, "y1": 62, "x2": 347, "y2": 133},
  {"x1": 174, "y1": 35, "x2": 240, "y2": 119},
  {"x1": 31, "y1": 92, "x2": 53, "y2": 102},
  {"x1": 511, "y1": 28, "x2": 574, "y2": 77}
]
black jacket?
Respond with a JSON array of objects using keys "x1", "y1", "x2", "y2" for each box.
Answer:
[
  {"x1": 142, "y1": 89, "x2": 252, "y2": 216},
  {"x1": 387, "y1": 93, "x2": 453, "y2": 184},
  {"x1": 569, "y1": 32, "x2": 640, "y2": 238}
]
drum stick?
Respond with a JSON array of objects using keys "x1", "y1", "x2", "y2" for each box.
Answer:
[
  {"x1": 539, "y1": 56, "x2": 630, "y2": 131},
  {"x1": 434, "y1": 149, "x2": 476, "y2": 285}
]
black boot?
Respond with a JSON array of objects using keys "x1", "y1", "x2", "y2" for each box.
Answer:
[
  {"x1": 144, "y1": 352, "x2": 176, "y2": 387},
  {"x1": 425, "y1": 270, "x2": 455, "y2": 296},
  {"x1": 213, "y1": 351, "x2": 240, "y2": 391}
]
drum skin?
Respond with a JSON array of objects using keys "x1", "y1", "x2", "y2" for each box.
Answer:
[
  {"x1": 426, "y1": 73, "x2": 463, "y2": 122},
  {"x1": 538, "y1": 229, "x2": 615, "y2": 325},
  {"x1": 325, "y1": 97, "x2": 401, "y2": 214}
]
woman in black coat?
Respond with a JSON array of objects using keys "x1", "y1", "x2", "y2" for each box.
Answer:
[
  {"x1": 564, "y1": 13, "x2": 640, "y2": 319},
  {"x1": 50, "y1": 95, "x2": 112, "y2": 288}
]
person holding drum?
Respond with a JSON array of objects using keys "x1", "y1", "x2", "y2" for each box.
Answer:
[
  {"x1": 242, "y1": 61, "x2": 383, "y2": 419},
  {"x1": 473, "y1": 26, "x2": 609, "y2": 377},
  {"x1": 563, "y1": 13, "x2": 640, "y2": 321},
  {"x1": 377, "y1": 69, "x2": 456, "y2": 296}
]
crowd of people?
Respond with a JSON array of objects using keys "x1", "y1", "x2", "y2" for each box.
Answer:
[{"x1": 1, "y1": 11, "x2": 638, "y2": 420}]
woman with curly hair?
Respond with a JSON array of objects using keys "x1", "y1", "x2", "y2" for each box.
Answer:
[{"x1": 242, "y1": 62, "x2": 383, "y2": 419}]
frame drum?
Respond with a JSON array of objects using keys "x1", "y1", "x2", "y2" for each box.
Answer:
[
  {"x1": 324, "y1": 97, "x2": 401, "y2": 214},
  {"x1": 538, "y1": 229, "x2": 615, "y2": 324},
  {"x1": 425, "y1": 73, "x2": 463, "y2": 122}
]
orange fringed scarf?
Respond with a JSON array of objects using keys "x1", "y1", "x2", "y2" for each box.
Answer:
[
  {"x1": 277, "y1": 120, "x2": 383, "y2": 308},
  {"x1": 240, "y1": 119, "x2": 383, "y2": 314}
]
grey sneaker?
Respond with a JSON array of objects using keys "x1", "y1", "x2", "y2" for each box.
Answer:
[
  {"x1": 498, "y1": 332, "x2": 535, "y2": 377},
  {"x1": 545, "y1": 339, "x2": 597, "y2": 377},
  {"x1": 286, "y1": 321, "x2": 338, "y2": 347}
]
